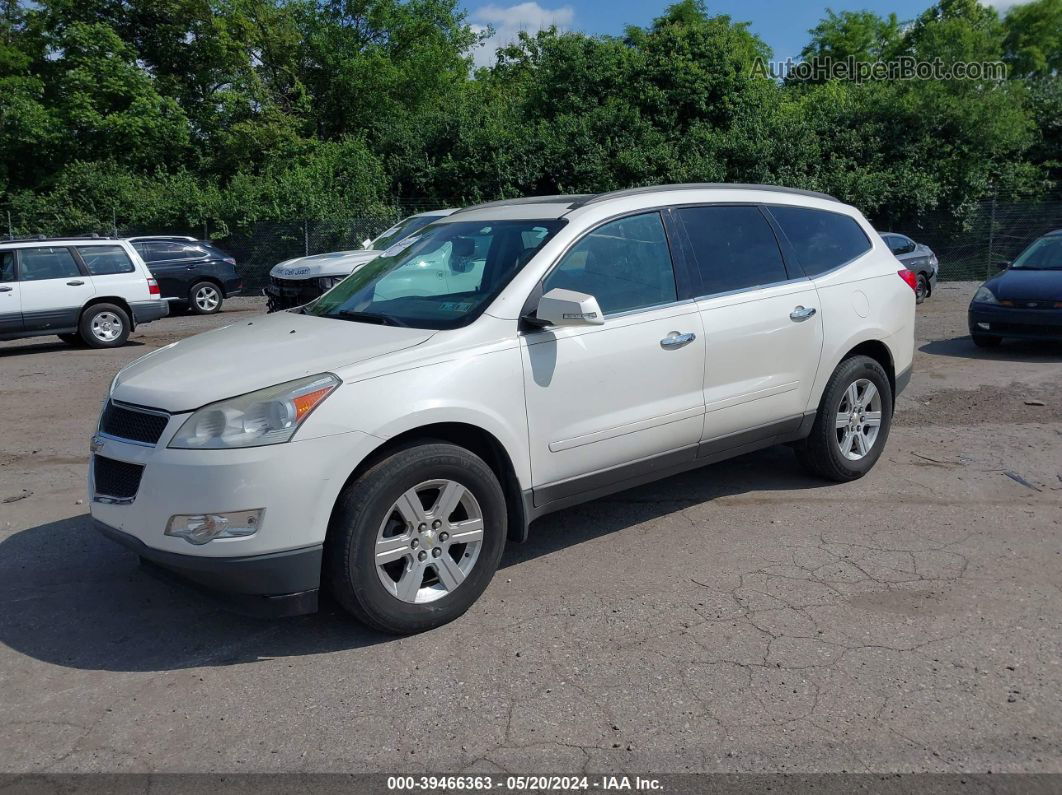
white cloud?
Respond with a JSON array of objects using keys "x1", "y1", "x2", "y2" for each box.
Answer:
[{"x1": 469, "y1": 3, "x2": 575, "y2": 67}]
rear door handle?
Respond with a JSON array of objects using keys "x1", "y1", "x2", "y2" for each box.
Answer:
[
  {"x1": 660, "y1": 331, "x2": 696, "y2": 348},
  {"x1": 790, "y1": 306, "x2": 816, "y2": 321},
  {"x1": 67, "y1": 280, "x2": 85, "y2": 286}
]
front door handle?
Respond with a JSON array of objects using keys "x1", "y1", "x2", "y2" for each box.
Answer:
[
  {"x1": 660, "y1": 331, "x2": 696, "y2": 349},
  {"x1": 790, "y1": 306, "x2": 817, "y2": 321},
  {"x1": 0, "y1": 286, "x2": 12, "y2": 292},
  {"x1": 67, "y1": 280, "x2": 85, "y2": 286}
]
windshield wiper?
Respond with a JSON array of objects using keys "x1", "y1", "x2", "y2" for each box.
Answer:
[{"x1": 336, "y1": 309, "x2": 406, "y2": 327}]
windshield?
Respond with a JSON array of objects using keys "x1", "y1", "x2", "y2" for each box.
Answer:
[
  {"x1": 370, "y1": 214, "x2": 441, "y2": 252},
  {"x1": 309, "y1": 218, "x2": 565, "y2": 329},
  {"x1": 1011, "y1": 236, "x2": 1062, "y2": 270}
]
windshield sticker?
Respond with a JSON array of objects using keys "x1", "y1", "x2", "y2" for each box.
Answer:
[
  {"x1": 382, "y1": 235, "x2": 420, "y2": 258},
  {"x1": 438, "y1": 301, "x2": 475, "y2": 313}
]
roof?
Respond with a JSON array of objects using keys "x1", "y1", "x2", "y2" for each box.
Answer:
[
  {"x1": 125, "y1": 235, "x2": 200, "y2": 242},
  {"x1": 449, "y1": 183, "x2": 841, "y2": 222}
]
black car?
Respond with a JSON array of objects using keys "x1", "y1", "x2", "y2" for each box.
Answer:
[
  {"x1": 968, "y1": 229, "x2": 1062, "y2": 347},
  {"x1": 128, "y1": 236, "x2": 242, "y2": 314}
]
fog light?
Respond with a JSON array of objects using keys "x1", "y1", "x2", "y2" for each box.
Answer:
[
  {"x1": 977, "y1": 322, "x2": 990, "y2": 330},
  {"x1": 165, "y1": 509, "x2": 264, "y2": 545}
]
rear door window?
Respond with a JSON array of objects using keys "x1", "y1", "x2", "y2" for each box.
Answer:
[
  {"x1": 77, "y1": 245, "x2": 135, "y2": 276},
  {"x1": 153, "y1": 241, "x2": 203, "y2": 261},
  {"x1": 675, "y1": 206, "x2": 789, "y2": 296},
  {"x1": 769, "y1": 206, "x2": 871, "y2": 277},
  {"x1": 18, "y1": 247, "x2": 81, "y2": 281},
  {"x1": 0, "y1": 251, "x2": 14, "y2": 282}
]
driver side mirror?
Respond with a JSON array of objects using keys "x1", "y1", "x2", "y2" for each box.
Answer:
[
  {"x1": 995, "y1": 260, "x2": 1010, "y2": 271},
  {"x1": 533, "y1": 288, "x2": 605, "y2": 327}
]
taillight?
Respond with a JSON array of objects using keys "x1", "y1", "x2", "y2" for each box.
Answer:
[
  {"x1": 147, "y1": 277, "x2": 161, "y2": 296},
  {"x1": 897, "y1": 269, "x2": 917, "y2": 292}
]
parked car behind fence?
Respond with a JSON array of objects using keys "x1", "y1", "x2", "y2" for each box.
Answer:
[{"x1": 127, "y1": 236, "x2": 242, "y2": 315}]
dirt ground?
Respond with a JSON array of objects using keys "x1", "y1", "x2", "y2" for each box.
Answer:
[{"x1": 1, "y1": 283, "x2": 1060, "y2": 774}]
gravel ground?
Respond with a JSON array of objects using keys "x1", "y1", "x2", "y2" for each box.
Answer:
[{"x1": 1, "y1": 284, "x2": 1060, "y2": 774}]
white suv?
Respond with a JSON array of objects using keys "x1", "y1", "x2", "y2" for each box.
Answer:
[
  {"x1": 1, "y1": 237, "x2": 167, "y2": 347},
  {"x1": 90, "y1": 185, "x2": 915, "y2": 633}
]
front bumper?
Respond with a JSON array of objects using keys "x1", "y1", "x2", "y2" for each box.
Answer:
[
  {"x1": 968, "y1": 304, "x2": 1062, "y2": 341},
  {"x1": 89, "y1": 419, "x2": 379, "y2": 614},
  {"x1": 94, "y1": 520, "x2": 321, "y2": 616},
  {"x1": 263, "y1": 280, "x2": 326, "y2": 313},
  {"x1": 130, "y1": 300, "x2": 170, "y2": 326}
]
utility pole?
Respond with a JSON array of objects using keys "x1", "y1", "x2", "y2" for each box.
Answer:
[{"x1": 986, "y1": 192, "x2": 997, "y2": 280}]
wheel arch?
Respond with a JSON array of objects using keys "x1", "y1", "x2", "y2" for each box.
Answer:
[
  {"x1": 336, "y1": 421, "x2": 530, "y2": 544},
  {"x1": 842, "y1": 339, "x2": 896, "y2": 399},
  {"x1": 81, "y1": 296, "x2": 135, "y2": 329}
]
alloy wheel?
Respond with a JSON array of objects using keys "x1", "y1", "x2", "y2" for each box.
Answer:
[
  {"x1": 835, "y1": 378, "x2": 883, "y2": 460},
  {"x1": 194, "y1": 285, "x2": 220, "y2": 312},
  {"x1": 90, "y1": 311, "x2": 123, "y2": 342},
  {"x1": 374, "y1": 479, "x2": 484, "y2": 604}
]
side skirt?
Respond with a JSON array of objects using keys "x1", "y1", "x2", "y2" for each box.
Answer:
[{"x1": 523, "y1": 412, "x2": 815, "y2": 525}]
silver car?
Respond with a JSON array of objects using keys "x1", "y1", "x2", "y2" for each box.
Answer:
[{"x1": 879, "y1": 232, "x2": 938, "y2": 303}]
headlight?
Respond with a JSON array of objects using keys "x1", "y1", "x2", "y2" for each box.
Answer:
[
  {"x1": 169, "y1": 373, "x2": 340, "y2": 449},
  {"x1": 928, "y1": 254, "x2": 938, "y2": 267},
  {"x1": 317, "y1": 275, "x2": 346, "y2": 290},
  {"x1": 972, "y1": 285, "x2": 998, "y2": 305}
]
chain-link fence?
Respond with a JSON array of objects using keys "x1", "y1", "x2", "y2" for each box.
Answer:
[
  {"x1": 4, "y1": 192, "x2": 1061, "y2": 290},
  {"x1": 873, "y1": 192, "x2": 1062, "y2": 282}
]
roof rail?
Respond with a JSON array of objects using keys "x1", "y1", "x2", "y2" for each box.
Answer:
[
  {"x1": 2, "y1": 233, "x2": 117, "y2": 243},
  {"x1": 570, "y1": 183, "x2": 840, "y2": 208},
  {"x1": 452, "y1": 194, "x2": 594, "y2": 214}
]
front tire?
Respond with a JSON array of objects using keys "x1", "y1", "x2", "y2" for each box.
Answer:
[
  {"x1": 325, "y1": 442, "x2": 507, "y2": 634},
  {"x1": 189, "y1": 281, "x2": 223, "y2": 314},
  {"x1": 795, "y1": 355, "x2": 893, "y2": 482},
  {"x1": 79, "y1": 304, "x2": 130, "y2": 348}
]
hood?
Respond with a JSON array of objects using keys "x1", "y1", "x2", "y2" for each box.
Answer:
[
  {"x1": 986, "y1": 268, "x2": 1062, "y2": 301},
  {"x1": 270, "y1": 250, "x2": 380, "y2": 280},
  {"x1": 112, "y1": 311, "x2": 434, "y2": 412}
]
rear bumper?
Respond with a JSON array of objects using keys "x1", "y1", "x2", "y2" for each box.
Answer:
[
  {"x1": 968, "y1": 304, "x2": 1062, "y2": 341},
  {"x1": 94, "y1": 519, "x2": 321, "y2": 617},
  {"x1": 129, "y1": 300, "x2": 169, "y2": 326}
]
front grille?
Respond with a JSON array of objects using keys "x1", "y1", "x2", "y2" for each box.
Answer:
[
  {"x1": 93, "y1": 456, "x2": 144, "y2": 501},
  {"x1": 100, "y1": 401, "x2": 169, "y2": 445}
]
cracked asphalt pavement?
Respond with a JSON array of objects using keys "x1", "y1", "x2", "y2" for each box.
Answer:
[{"x1": 1, "y1": 283, "x2": 1060, "y2": 774}]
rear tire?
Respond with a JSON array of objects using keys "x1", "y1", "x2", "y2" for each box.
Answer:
[
  {"x1": 915, "y1": 274, "x2": 928, "y2": 304},
  {"x1": 325, "y1": 442, "x2": 507, "y2": 634},
  {"x1": 971, "y1": 333, "x2": 1001, "y2": 348},
  {"x1": 78, "y1": 304, "x2": 130, "y2": 348},
  {"x1": 795, "y1": 355, "x2": 893, "y2": 482},
  {"x1": 189, "y1": 281, "x2": 222, "y2": 314}
]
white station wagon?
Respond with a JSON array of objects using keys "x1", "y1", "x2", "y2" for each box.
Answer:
[{"x1": 91, "y1": 184, "x2": 915, "y2": 634}]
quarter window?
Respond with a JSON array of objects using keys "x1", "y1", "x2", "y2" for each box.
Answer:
[
  {"x1": 18, "y1": 247, "x2": 81, "y2": 281},
  {"x1": 542, "y1": 212, "x2": 677, "y2": 315},
  {"x1": 77, "y1": 245, "x2": 135, "y2": 276},
  {"x1": 769, "y1": 206, "x2": 871, "y2": 277},
  {"x1": 676, "y1": 206, "x2": 788, "y2": 295}
]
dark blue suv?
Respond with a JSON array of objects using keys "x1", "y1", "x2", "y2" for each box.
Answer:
[{"x1": 128, "y1": 236, "x2": 242, "y2": 314}]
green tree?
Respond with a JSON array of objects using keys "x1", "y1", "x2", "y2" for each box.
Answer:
[
  {"x1": 801, "y1": 9, "x2": 903, "y2": 62},
  {"x1": 1003, "y1": 0, "x2": 1061, "y2": 78}
]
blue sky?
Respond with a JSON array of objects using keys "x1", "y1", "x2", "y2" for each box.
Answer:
[{"x1": 461, "y1": 1, "x2": 1022, "y2": 66}]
